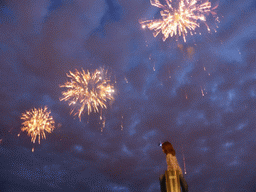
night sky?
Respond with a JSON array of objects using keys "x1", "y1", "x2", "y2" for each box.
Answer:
[{"x1": 0, "y1": 0, "x2": 256, "y2": 191}]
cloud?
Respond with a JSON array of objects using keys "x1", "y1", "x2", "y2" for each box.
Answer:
[{"x1": 0, "y1": 0, "x2": 256, "y2": 191}]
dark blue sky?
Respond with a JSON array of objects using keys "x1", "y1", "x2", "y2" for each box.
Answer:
[{"x1": 0, "y1": 0, "x2": 256, "y2": 191}]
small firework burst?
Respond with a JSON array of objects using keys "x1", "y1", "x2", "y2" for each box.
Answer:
[
  {"x1": 60, "y1": 68, "x2": 115, "y2": 120},
  {"x1": 21, "y1": 107, "x2": 55, "y2": 144},
  {"x1": 140, "y1": 0, "x2": 219, "y2": 42}
]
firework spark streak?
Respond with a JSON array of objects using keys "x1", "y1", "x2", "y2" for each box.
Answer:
[
  {"x1": 21, "y1": 107, "x2": 55, "y2": 144},
  {"x1": 140, "y1": 0, "x2": 219, "y2": 42},
  {"x1": 60, "y1": 68, "x2": 115, "y2": 120}
]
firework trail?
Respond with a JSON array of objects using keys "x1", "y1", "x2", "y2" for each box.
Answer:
[
  {"x1": 21, "y1": 107, "x2": 55, "y2": 144},
  {"x1": 140, "y1": 0, "x2": 219, "y2": 42},
  {"x1": 60, "y1": 68, "x2": 115, "y2": 121}
]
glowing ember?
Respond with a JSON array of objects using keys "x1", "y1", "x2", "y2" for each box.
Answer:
[
  {"x1": 21, "y1": 106, "x2": 55, "y2": 144},
  {"x1": 60, "y1": 68, "x2": 115, "y2": 120},
  {"x1": 140, "y1": 0, "x2": 219, "y2": 42}
]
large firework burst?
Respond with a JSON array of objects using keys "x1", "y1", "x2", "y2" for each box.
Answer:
[
  {"x1": 21, "y1": 106, "x2": 55, "y2": 144},
  {"x1": 60, "y1": 68, "x2": 115, "y2": 120},
  {"x1": 140, "y1": 0, "x2": 219, "y2": 42}
]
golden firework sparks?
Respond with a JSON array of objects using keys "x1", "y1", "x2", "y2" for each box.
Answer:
[
  {"x1": 21, "y1": 107, "x2": 55, "y2": 144},
  {"x1": 140, "y1": 0, "x2": 219, "y2": 42},
  {"x1": 60, "y1": 68, "x2": 115, "y2": 120}
]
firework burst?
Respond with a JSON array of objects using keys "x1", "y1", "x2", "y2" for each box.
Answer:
[
  {"x1": 140, "y1": 0, "x2": 219, "y2": 42},
  {"x1": 21, "y1": 107, "x2": 55, "y2": 144},
  {"x1": 60, "y1": 68, "x2": 115, "y2": 120}
]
